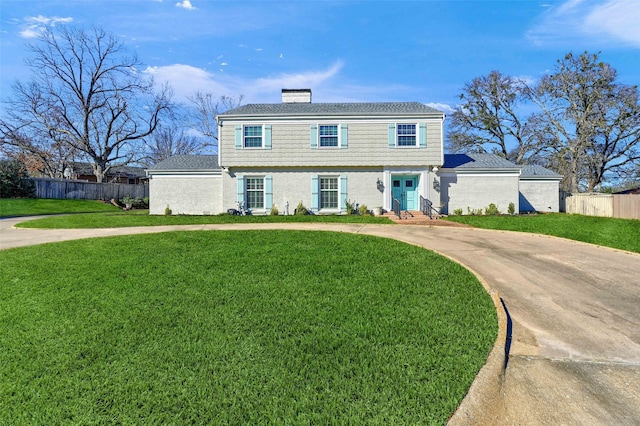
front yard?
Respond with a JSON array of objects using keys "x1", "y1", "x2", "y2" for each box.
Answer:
[{"x1": 0, "y1": 230, "x2": 497, "y2": 424}]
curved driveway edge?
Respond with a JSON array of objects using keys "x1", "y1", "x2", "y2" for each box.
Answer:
[{"x1": 2, "y1": 218, "x2": 639, "y2": 424}]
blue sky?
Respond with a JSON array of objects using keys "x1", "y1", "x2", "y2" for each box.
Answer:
[{"x1": 1, "y1": 0, "x2": 639, "y2": 113}]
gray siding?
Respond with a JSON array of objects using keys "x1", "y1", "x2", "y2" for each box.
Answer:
[
  {"x1": 149, "y1": 174, "x2": 222, "y2": 215},
  {"x1": 219, "y1": 120, "x2": 443, "y2": 168},
  {"x1": 440, "y1": 172, "x2": 519, "y2": 215}
]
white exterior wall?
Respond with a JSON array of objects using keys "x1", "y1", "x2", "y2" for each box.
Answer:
[
  {"x1": 149, "y1": 174, "x2": 222, "y2": 215},
  {"x1": 222, "y1": 168, "x2": 386, "y2": 214},
  {"x1": 519, "y1": 179, "x2": 560, "y2": 212},
  {"x1": 440, "y1": 172, "x2": 520, "y2": 215},
  {"x1": 219, "y1": 120, "x2": 443, "y2": 168}
]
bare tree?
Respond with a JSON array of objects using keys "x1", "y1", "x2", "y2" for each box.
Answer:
[
  {"x1": 531, "y1": 52, "x2": 640, "y2": 192},
  {"x1": 188, "y1": 92, "x2": 243, "y2": 153},
  {"x1": 142, "y1": 125, "x2": 209, "y2": 165},
  {"x1": 448, "y1": 71, "x2": 546, "y2": 164},
  {"x1": 1, "y1": 26, "x2": 173, "y2": 182}
]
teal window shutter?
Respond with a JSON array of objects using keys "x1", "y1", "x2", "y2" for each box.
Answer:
[
  {"x1": 340, "y1": 124, "x2": 348, "y2": 149},
  {"x1": 310, "y1": 124, "x2": 318, "y2": 149},
  {"x1": 340, "y1": 175, "x2": 348, "y2": 212},
  {"x1": 264, "y1": 125, "x2": 272, "y2": 149},
  {"x1": 265, "y1": 175, "x2": 273, "y2": 209},
  {"x1": 311, "y1": 175, "x2": 319, "y2": 212},
  {"x1": 235, "y1": 125, "x2": 242, "y2": 149},
  {"x1": 237, "y1": 176, "x2": 245, "y2": 204},
  {"x1": 388, "y1": 124, "x2": 396, "y2": 148},
  {"x1": 419, "y1": 123, "x2": 427, "y2": 148}
]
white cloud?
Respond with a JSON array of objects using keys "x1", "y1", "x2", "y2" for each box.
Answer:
[
  {"x1": 527, "y1": 0, "x2": 640, "y2": 47},
  {"x1": 175, "y1": 0, "x2": 196, "y2": 10},
  {"x1": 142, "y1": 61, "x2": 345, "y2": 103},
  {"x1": 18, "y1": 15, "x2": 73, "y2": 38},
  {"x1": 424, "y1": 103, "x2": 454, "y2": 115}
]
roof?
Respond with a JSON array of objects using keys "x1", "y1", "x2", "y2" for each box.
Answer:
[
  {"x1": 520, "y1": 164, "x2": 563, "y2": 179},
  {"x1": 148, "y1": 155, "x2": 220, "y2": 171},
  {"x1": 614, "y1": 187, "x2": 640, "y2": 194},
  {"x1": 70, "y1": 161, "x2": 146, "y2": 177},
  {"x1": 219, "y1": 102, "x2": 444, "y2": 117},
  {"x1": 442, "y1": 153, "x2": 520, "y2": 170}
]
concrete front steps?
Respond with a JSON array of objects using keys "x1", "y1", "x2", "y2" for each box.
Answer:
[{"x1": 382, "y1": 211, "x2": 471, "y2": 227}]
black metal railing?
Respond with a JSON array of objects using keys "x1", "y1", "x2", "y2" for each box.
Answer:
[
  {"x1": 392, "y1": 196, "x2": 401, "y2": 219},
  {"x1": 420, "y1": 195, "x2": 440, "y2": 219}
]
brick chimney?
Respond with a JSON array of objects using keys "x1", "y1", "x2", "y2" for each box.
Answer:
[{"x1": 282, "y1": 89, "x2": 312, "y2": 103}]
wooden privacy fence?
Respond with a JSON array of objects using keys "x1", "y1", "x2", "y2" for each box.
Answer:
[
  {"x1": 560, "y1": 192, "x2": 640, "y2": 220},
  {"x1": 33, "y1": 178, "x2": 148, "y2": 201}
]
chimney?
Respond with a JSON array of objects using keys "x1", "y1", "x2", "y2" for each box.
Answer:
[{"x1": 282, "y1": 89, "x2": 312, "y2": 103}]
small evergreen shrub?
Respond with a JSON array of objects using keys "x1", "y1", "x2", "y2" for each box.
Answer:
[
  {"x1": 508, "y1": 202, "x2": 515, "y2": 215},
  {"x1": 270, "y1": 204, "x2": 279, "y2": 216},
  {"x1": 358, "y1": 204, "x2": 369, "y2": 216},
  {"x1": 345, "y1": 199, "x2": 356, "y2": 215},
  {"x1": 453, "y1": 208, "x2": 463, "y2": 216},
  {"x1": 485, "y1": 203, "x2": 500, "y2": 215},
  {"x1": 164, "y1": 205, "x2": 172, "y2": 216},
  {"x1": 295, "y1": 201, "x2": 308, "y2": 215}
]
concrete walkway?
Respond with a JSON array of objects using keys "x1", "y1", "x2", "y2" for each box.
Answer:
[{"x1": 2, "y1": 217, "x2": 640, "y2": 425}]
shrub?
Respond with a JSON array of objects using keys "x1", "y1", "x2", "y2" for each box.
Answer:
[
  {"x1": 358, "y1": 204, "x2": 369, "y2": 216},
  {"x1": 467, "y1": 207, "x2": 483, "y2": 216},
  {"x1": 508, "y1": 202, "x2": 515, "y2": 215},
  {"x1": 345, "y1": 199, "x2": 356, "y2": 215},
  {"x1": 294, "y1": 201, "x2": 308, "y2": 215},
  {"x1": 0, "y1": 160, "x2": 35, "y2": 198},
  {"x1": 453, "y1": 208, "x2": 463, "y2": 216},
  {"x1": 164, "y1": 205, "x2": 172, "y2": 216},
  {"x1": 270, "y1": 204, "x2": 279, "y2": 216},
  {"x1": 485, "y1": 203, "x2": 500, "y2": 215}
]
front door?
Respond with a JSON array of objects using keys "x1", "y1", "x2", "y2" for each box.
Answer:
[{"x1": 391, "y1": 176, "x2": 418, "y2": 210}]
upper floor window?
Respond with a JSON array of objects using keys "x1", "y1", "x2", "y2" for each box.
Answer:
[
  {"x1": 244, "y1": 126, "x2": 263, "y2": 148},
  {"x1": 319, "y1": 125, "x2": 339, "y2": 147},
  {"x1": 397, "y1": 124, "x2": 416, "y2": 147}
]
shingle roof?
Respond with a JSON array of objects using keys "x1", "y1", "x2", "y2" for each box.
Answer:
[
  {"x1": 219, "y1": 102, "x2": 444, "y2": 117},
  {"x1": 148, "y1": 155, "x2": 220, "y2": 171},
  {"x1": 520, "y1": 164, "x2": 563, "y2": 178},
  {"x1": 442, "y1": 153, "x2": 520, "y2": 169}
]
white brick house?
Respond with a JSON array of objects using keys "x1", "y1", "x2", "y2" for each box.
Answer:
[{"x1": 147, "y1": 89, "x2": 561, "y2": 216}]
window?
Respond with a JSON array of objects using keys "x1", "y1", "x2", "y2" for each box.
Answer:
[
  {"x1": 244, "y1": 126, "x2": 263, "y2": 148},
  {"x1": 397, "y1": 124, "x2": 416, "y2": 146},
  {"x1": 320, "y1": 177, "x2": 339, "y2": 209},
  {"x1": 245, "y1": 177, "x2": 264, "y2": 209},
  {"x1": 319, "y1": 125, "x2": 338, "y2": 147}
]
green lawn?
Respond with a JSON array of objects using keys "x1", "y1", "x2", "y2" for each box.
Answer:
[
  {"x1": 445, "y1": 213, "x2": 640, "y2": 253},
  {"x1": 0, "y1": 231, "x2": 497, "y2": 424},
  {"x1": 0, "y1": 198, "x2": 119, "y2": 217}
]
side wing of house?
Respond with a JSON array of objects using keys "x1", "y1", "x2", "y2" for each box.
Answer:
[
  {"x1": 147, "y1": 155, "x2": 222, "y2": 215},
  {"x1": 519, "y1": 165, "x2": 563, "y2": 213},
  {"x1": 217, "y1": 99, "x2": 445, "y2": 215}
]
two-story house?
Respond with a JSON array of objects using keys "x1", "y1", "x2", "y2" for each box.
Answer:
[
  {"x1": 147, "y1": 89, "x2": 561, "y2": 216},
  {"x1": 216, "y1": 89, "x2": 444, "y2": 215}
]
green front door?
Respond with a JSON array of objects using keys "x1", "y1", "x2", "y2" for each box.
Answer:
[{"x1": 391, "y1": 176, "x2": 418, "y2": 210}]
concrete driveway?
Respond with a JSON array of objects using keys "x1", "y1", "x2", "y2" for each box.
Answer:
[{"x1": 2, "y1": 218, "x2": 639, "y2": 424}]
